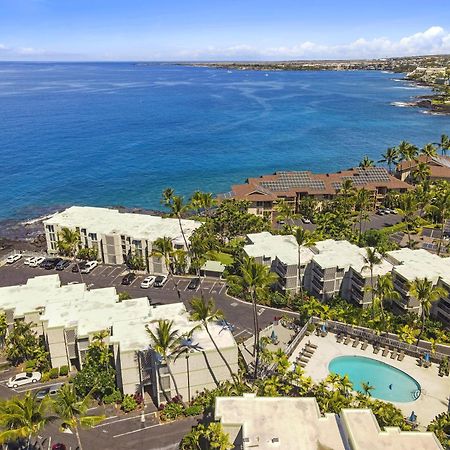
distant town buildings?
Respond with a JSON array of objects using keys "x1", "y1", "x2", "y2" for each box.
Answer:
[
  {"x1": 0, "y1": 275, "x2": 238, "y2": 402},
  {"x1": 224, "y1": 167, "x2": 411, "y2": 220},
  {"x1": 215, "y1": 394, "x2": 443, "y2": 450},
  {"x1": 44, "y1": 206, "x2": 201, "y2": 273},
  {"x1": 396, "y1": 155, "x2": 450, "y2": 183},
  {"x1": 243, "y1": 232, "x2": 450, "y2": 327}
]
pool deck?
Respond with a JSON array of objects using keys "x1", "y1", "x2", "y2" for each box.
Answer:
[{"x1": 290, "y1": 332, "x2": 450, "y2": 427}]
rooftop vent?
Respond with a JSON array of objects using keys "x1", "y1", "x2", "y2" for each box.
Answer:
[{"x1": 272, "y1": 437, "x2": 280, "y2": 443}]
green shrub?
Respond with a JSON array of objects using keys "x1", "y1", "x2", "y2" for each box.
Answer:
[
  {"x1": 184, "y1": 405, "x2": 203, "y2": 416},
  {"x1": 160, "y1": 401, "x2": 184, "y2": 421},
  {"x1": 121, "y1": 394, "x2": 138, "y2": 413},
  {"x1": 103, "y1": 389, "x2": 122, "y2": 405},
  {"x1": 59, "y1": 365, "x2": 69, "y2": 377},
  {"x1": 24, "y1": 359, "x2": 36, "y2": 370},
  {"x1": 41, "y1": 372, "x2": 50, "y2": 382},
  {"x1": 49, "y1": 368, "x2": 59, "y2": 379}
]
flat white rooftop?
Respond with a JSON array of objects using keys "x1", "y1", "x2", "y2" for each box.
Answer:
[
  {"x1": 245, "y1": 232, "x2": 315, "y2": 266},
  {"x1": 0, "y1": 275, "x2": 236, "y2": 353},
  {"x1": 312, "y1": 240, "x2": 393, "y2": 276},
  {"x1": 45, "y1": 206, "x2": 201, "y2": 242},
  {"x1": 387, "y1": 248, "x2": 450, "y2": 284},
  {"x1": 215, "y1": 394, "x2": 443, "y2": 450}
]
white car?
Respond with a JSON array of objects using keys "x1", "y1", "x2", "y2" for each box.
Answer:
[
  {"x1": 302, "y1": 217, "x2": 311, "y2": 224},
  {"x1": 80, "y1": 260, "x2": 98, "y2": 274},
  {"x1": 30, "y1": 256, "x2": 45, "y2": 267},
  {"x1": 140, "y1": 276, "x2": 156, "y2": 289},
  {"x1": 6, "y1": 254, "x2": 22, "y2": 264},
  {"x1": 24, "y1": 256, "x2": 36, "y2": 265},
  {"x1": 7, "y1": 371, "x2": 42, "y2": 388}
]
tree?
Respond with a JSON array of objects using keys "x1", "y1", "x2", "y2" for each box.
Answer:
[
  {"x1": 294, "y1": 227, "x2": 316, "y2": 300},
  {"x1": 362, "y1": 248, "x2": 381, "y2": 318},
  {"x1": 275, "y1": 199, "x2": 298, "y2": 232},
  {"x1": 435, "y1": 134, "x2": 450, "y2": 156},
  {"x1": 146, "y1": 319, "x2": 183, "y2": 402},
  {"x1": 361, "y1": 381, "x2": 375, "y2": 397},
  {"x1": 58, "y1": 227, "x2": 83, "y2": 282},
  {"x1": 420, "y1": 143, "x2": 438, "y2": 161},
  {"x1": 354, "y1": 188, "x2": 372, "y2": 242},
  {"x1": 297, "y1": 196, "x2": 318, "y2": 221},
  {"x1": 397, "y1": 140, "x2": 419, "y2": 162},
  {"x1": 239, "y1": 257, "x2": 278, "y2": 378},
  {"x1": 367, "y1": 273, "x2": 400, "y2": 320},
  {"x1": 359, "y1": 155, "x2": 374, "y2": 168},
  {"x1": 190, "y1": 191, "x2": 216, "y2": 217},
  {"x1": 378, "y1": 147, "x2": 398, "y2": 174},
  {"x1": 427, "y1": 183, "x2": 450, "y2": 255},
  {"x1": 181, "y1": 422, "x2": 232, "y2": 450},
  {"x1": 409, "y1": 278, "x2": 447, "y2": 344},
  {"x1": 53, "y1": 384, "x2": 105, "y2": 450},
  {"x1": 395, "y1": 192, "x2": 419, "y2": 247},
  {"x1": 5, "y1": 320, "x2": 40, "y2": 366},
  {"x1": 0, "y1": 392, "x2": 55, "y2": 448},
  {"x1": 0, "y1": 313, "x2": 7, "y2": 349},
  {"x1": 72, "y1": 331, "x2": 116, "y2": 401},
  {"x1": 189, "y1": 297, "x2": 235, "y2": 380},
  {"x1": 163, "y1": 191, "x2": 190, "y2": 251},
  {"x1": 412, "y1": 162, "x2": 431, "y2": 184}
]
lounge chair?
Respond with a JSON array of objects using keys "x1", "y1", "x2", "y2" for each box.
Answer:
[
  {"x1": 361, "y1": 340, "x2": 368, "y2": 350},
  {"x1": 382, "y1": 347, "x2": 390, "y2": 357},
  {"x1": 397, "y1": 351, "x2": 405, "y2": 361},
  {"x1": 343, "y1": 336, "x2": 351, "y2": 345},
  {"x1": 373, "y1": 344, "x2": 380, "y2": 354},
  {"x1": 352, "y1": 338, "x2": 360, "y2": 348},
  {"x1": 390, "y1": 349, "x2": 398, "y2": 359},
  {"x1": 307, "y1": 341, "x2": 318, "y2": 349},
  {"x1": 303, "y1": 348, "x2": 314, "y2": 356},
  {"x1": 320, "y1": 329, "x2": 328, "y2": 337},
  {"x1": 336, "y1": 334, "x2": 344, "y2": 343},
  {"x1": 298, "y1": 361, "x2": 307, "y2": 368},
  {"x1": 297, "y1": 356, "x2": 309, "y2": 363},
  {"x1": 424, "y1": 360, "x2": 432, "y2": 368}
]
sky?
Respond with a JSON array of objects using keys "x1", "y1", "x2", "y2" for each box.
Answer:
[{"x1": 1, "y1": 0, "x2": 450, "y2": 61}]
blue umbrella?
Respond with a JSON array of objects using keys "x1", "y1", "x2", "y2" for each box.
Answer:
[
  {"x1": 409, "y1": 411, "x2": 417, "y2": 422},
  {"x1": 321, "y1": 324, "x2": 326, "y2": 332},
  {"x1": 424, "y1": 353, "x2": 430, "y2": 362}
]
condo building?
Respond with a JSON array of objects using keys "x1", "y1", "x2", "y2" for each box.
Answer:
[
  {"x1": 215, "y1": 394, "x2": 443, "y2": 450},
  {"x1": 0, "y1": 275, "x2": 238, "y2": 402},
  {"x1": 396, "y1": 155, "x2": 450, "y2": 184},
  {"x1": 44, "y1": 206, "x2": 201, "y2": 274},
  {"x1": 223, "y1": 167, "x2": 411, "y2": 221}
]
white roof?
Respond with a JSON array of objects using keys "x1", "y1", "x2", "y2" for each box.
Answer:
[
  {"x1": 44, "y1": 206, "x2": 201, "y2": 242},
  {"x1": 341, "y1": 409, "x2": 443, "y2": 450},
  {"x1": 201, "y1": 260, "x2": 226, "y2": 273},
  {"x1": 387, "y1": 248, "x2": 450, "y2": 284},
  {"x1": 312, "y1": 240, "x2": 393, "y2": 277},
  {"x1": 0, "y1": 275, "x2": 236, "y2": 354},
  {"x1": 244, "y1": 232, "x2": 314, "y2": 266},
  {"x1": 215, "y1": 394, "x2": 344, "y2": 450},
  {"x1": 215, "y1": 395, "x2": 442, "y2": 450}
]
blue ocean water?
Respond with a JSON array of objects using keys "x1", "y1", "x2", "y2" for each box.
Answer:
[{"x1": 0, "y1": 62, "x2": 448, "y2": 221}]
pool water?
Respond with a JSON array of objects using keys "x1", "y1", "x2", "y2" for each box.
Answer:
[{"x1": 328, "y1": 356, "x2": 421, "y2": 403}]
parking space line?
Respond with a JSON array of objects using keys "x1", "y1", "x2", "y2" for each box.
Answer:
[
  {"x1": 219, "y1": 283, "x2": 226, "y2": 294},
  {"x1": 95, "y1": 412, "x2": 156, "y2": 428},
  {"x1": 113, "y1": 421, "x2": 161, "y2": 438},
  {"x1": 209, "y1": 281, "x2": 217, "y2": 293}
]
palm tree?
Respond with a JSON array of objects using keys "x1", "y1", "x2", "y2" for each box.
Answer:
[
  {"x1": 161, "y1": 187, "x2": 174, "y2": 206},
  {"x1": 294, "y1": 227, "x2": 316, "y2": 300},
  {"x1": 190, "y1": 191, "x2": 216, "y2": 217},
  {"x1": 58, "y1": 227, "x2": 83, "y2": 282},
  {"x1": 366, "y1": 273, "x2": 400, "y2": 320},
  {"x1": 166, "y1": 194, "x2": 190, "y2": 252},
  {"x1": 412, "y1": 162, "x2": 431, "y2": 184},
  {"x1": 378, "y1": 147, "x2": 399, "y2": 174},
  {"x1": 189, "y1": 297, "x2": 236, "y2": 379},
  {"x1": 359, "y1": 155, "x2": 374, "y2": 168},
  {"x1": 0, "y1": 392, "x2": 55, "y2": 449},
  {"x1": 240, "y1": 257, "x2": 278, "y2": 378},
  {"x1": 395, "y1": 193, "x2": 419, "y2": 247},
  {"x1": 409, "y1": 278, "x2": 447, "y2": 344},
  {"x1": 361, "y1": 381, "x2": 375, "y2": 397},
  {"x1": 421, "y1": 143, "x2": 438, "y2": 162},
  {"x1": 275, "y1": 199, "x2": 298, "y2": 232},
  {"x1": 428, "y1": 186, "x2": 450, "y2": 255},
  {"x1": 435, "y1": 134, "x2": 450, "y2": 156},
  {"x1": 362, "y1": 248, "x2": 381, "y2": 317},
  {"x1": 52, "y1": 384, "x2": 104, "y2": 450},
  {"x1": 355, "y1": 188, "x2": 372, "y2": 241},
  {"x1": 397, "y1": 140, "x2": 419, "y2": 162},
  {"x1": 152, "y1": 236, "x2": 182, "y2": 300},
  {"x1": 146, "y1": 319, "x2": 183, "y2": 402}
]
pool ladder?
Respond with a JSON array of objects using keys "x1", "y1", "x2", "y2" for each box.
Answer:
[{"x1": 411, "y1": 389, "x2": 421, "y2": 400}]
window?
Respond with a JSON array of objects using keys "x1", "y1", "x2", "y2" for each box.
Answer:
[
  {"x1": 89, "y1": 233, "x2": 97, "y2": 241},
  {"x1": 46, "y1": 225, "x2": 54, "y2": 232}
]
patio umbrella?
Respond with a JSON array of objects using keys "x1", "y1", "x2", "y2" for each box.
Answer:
[
  {"x1": 270, "y1": 330, "x2": 277, "y2": 340},
  {"x1": 321, "y1": 324, "x2": 326, "y2": 333},
  {"x1": 409, "y1": 411, "x2": 417, "y2": 422},
  {"x1": 424, "y1": 353, "x2": 430, "y2": 362}
]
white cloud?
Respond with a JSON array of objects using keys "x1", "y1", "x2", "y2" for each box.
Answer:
[{"x1": 176, "y1": 26, "x2": 450, "y2": 60}]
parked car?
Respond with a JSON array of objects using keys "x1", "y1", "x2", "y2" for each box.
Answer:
[
  {"x1": 153, "y1": 275, "x2": 168, "y2": 287},
  {"x1": 376, "y1": 209, "x2": 385, "y2": 216},
  {"x1": 55, "y1": 259, "x2": 71, "y2": 271},
  {"x1": 51, "y1": 444, "x2": 67, "y2": 450},
  {"x1": 140, "y1": 276, "x2": 156, "y2": 289},
  {"x1": 72, "y1": 261, "x2": 87, "y2": 272},
  {"x1": 6, "y1": 254, "x2": 22, "y2": 264},
  {"x1": 187, "y1": 277, "x2": 201, "y2": 290},
  {"x1": 121, "y1": 272, "x2": 136, "y2": 285},
  {"x1": 43, "y1": 258, "x2": 62, "y2": 270},
  {"x1": 7, "y1": 371, "x2": 42, "y2": 388},
  {"x1": 30, "y1": 256, "x2": 45, "y2": 267},
  {"x1": 36, "y1": 383, "x2": 64, "y2": 400},
  {"x1": 24, "y1": 256, "x2": 36, "y2": 265},
  {"x1": 302, "y1": 217, "x2": 311, "y2": 224},
  {"x1": 80, "y1": 260, "x2": 98, "y2": 274}
]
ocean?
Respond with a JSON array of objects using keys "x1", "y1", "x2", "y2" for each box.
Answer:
[{"x1": 0, "y1": 62, "x2": 448, "y2": 222}]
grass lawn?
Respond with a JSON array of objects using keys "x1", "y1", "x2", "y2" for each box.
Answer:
[{"x1": 206, "y1": 251, "x2": 234, "y2": 266}]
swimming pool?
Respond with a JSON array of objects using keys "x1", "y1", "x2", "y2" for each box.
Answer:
[{"x1": 328, "y1": 356, "x2": 421, "y2": 403}]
